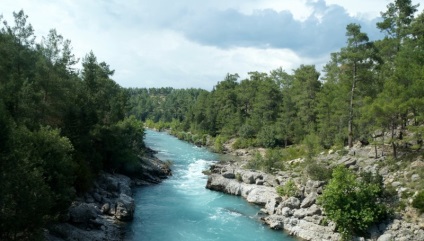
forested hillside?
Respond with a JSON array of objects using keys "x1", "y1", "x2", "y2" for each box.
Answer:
[
  {"x1": 130, "y1": 0, "x2": 424, "y2": 158},
  {"x1": 0, "y1": 11, "x2": 145, "y2": 240}
]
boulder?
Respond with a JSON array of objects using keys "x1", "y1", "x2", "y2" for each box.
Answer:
[
  {"x1": 282, "y1": 197, "x2": 300, "y2": 209},
  {"x1": 69, "y1": 203, "x2": 98, "y2": 224},
  {"x1": 300, "y1": 192, "x2": 317, "y2": 208},
  {"x1": 411, "y1": 174, "x2": 420, "y2": 182},
  {"x1": 265, "y1": 196, "x2": 282, "y2": 214},
  {"x1": 246, "y1": 186, "x2": 278, "y2": 206},
  {"x1": 263, "y1": 215, "x2": 285, "y2": 230},
  {"x1": 114, "y1": 194, "x2": 135, "y2": 221},
  {"x1": 100, "y1": 203, "x2": 110, "y2": 214},
  {"x1": 293, "y1": 209, "x2": 307, "y2": 219},
  {"x1": 222, "y1": 172, "x2": 235, "y2": 179},
  {"x1": 241, "y1": 171, "x2": 257, "y2": 184},
  {"x1": 377, "y1": 233, "x2": 393, "y2": 241},
  {"x1": 281, "y1": 207, "x2": 292, "y2": 217},
  {"x1": 306, "y1": 204, "x2": 321, "y2": 216}
]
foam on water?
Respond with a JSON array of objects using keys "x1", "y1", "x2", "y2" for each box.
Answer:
[{"x1": 128, "y1": 130, "x2": 295, "y2": 241}]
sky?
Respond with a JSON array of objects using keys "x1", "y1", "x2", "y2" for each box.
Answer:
[{"x1": 2, "y1": 0, "x2": 424, "y2": 90}]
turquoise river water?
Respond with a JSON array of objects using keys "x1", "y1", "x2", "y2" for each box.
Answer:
[{"x1": 127, "y1": 130, "x2": 296, "y2": 241}]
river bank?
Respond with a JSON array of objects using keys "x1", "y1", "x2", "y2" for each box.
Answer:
[
  {"x1": 44, "y1": 148, "x2": 171, "y2": 241},
  {"x1": 205, "y1": 144, "x2": 424, "y2": 241}
]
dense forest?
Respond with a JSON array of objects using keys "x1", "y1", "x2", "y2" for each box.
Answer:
[
  {"x1": 0, "y1": 11, "x2": 145, "y2": 240},
  {"x1": 130, "y1": 0, "x2": 424, "y2": 160},
  {"x1": 2, "y1": 0, "x2": 424, "y2": 240}
]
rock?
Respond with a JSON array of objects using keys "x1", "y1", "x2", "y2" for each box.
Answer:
[
  {"x1": 265, "y1": 196, "x2": 282, "y2": 214},
  {"x1": 263, "y1": 175, "x2": 279, "y2": 187},
  {"x1": 304, "y1": 180, "x2": 325, "y2": 196},
  {"x1": 222, "y1": 172, "x2": 235, "y2": 179},
  {"x1": 411, "y1": 174, "x2": 420, "y2": 182},
  {"x1": 301, "y1": 192, "x2": 317, "y2": 208},
  {"x1": 293, "y1": 209, "x2": 307, "y2": 219},
  {"x1": 246, "y1": 186, "x2": 278, "y2": 206},
  {"x1": 282, "y1": 197, "x2": 300, "y2": 209},
  {"x1": 303, "y1": 215, "x2": 323, "y2": 225},
  {"x1": 114, "y1": 194, "x2": 135, "y2": 221},
  {"x1": 306, "y1": 204, "x2": 321, "y2": 216},
  {"x1": 69, "y1": 203, "x2": 98, "y2": 224},
  {"x1": 256, "y1": 179, "x2": 264, "y2": 185},
  {"x1": 263, "y1": 215, "x2": 284, "y2": 230},
  {"x1": 391, "y1": 181, "x2": 402, "y2": 187},
  {"x1": 92, "y1": 192, "x2": 103, "y2": 203},
  {"x1": 281, "y1": 207, "x2": 292, "y2": 217},
  {"x1": 100, "y1": 203, "x2": 110, "y2": 214},
  {"x1": 337, "y1": 156, "x2": 356, "y2": 167},
  {"x1": 241, "y1": 171, "x2": 258, "y2": 184},
  {"x1": 377, "y1": 233, "x2": 393, "y2": 241}
]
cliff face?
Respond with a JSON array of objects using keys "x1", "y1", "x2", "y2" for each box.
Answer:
[
  {"x1": 45, "y1": 152, "x2": 171, "y2": 241},
  {"x1": 206, "y1": 158, "x2": 424, "y2": 241}
]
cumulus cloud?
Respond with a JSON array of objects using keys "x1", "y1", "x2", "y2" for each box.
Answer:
[{"x1": 1, "y1": 0, "x2": 394, "y2": 89}]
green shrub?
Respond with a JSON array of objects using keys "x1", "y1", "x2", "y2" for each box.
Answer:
[
  {"x1": 246, "y1": 151, "x2": 263, "y2": 170},
  {"x1": 318, "y1": 166, "x2": 388, "y2": 240},
  {"x1": 306, "y1": 162, "x2": 332, "y2": 181},
  {"x1": 257, "y1": 126, "x2": 278, "y2": 148},
  {"x1": 232, "y1": 138, "x2": 255, "y2": 149},
  {"x1": 235, "y1": 173, "x2": 242, "y2": 182},
  {"x1": 303, "y1": 133, "x2": 321, "y2": 160},
  {"x1": 264, "y1": 149, "x2": 284, "y2": 172},
  {"x1": 213, "y1": 135, "x2": 225, "y2": 153},
  {"x1": 238, "y1": 124, "x2": 256, "y2": 139},
  {"x1": 412, "y1": 191, "x2": 424, "y2": 213},
  {"x1": 276, "y1": 179, "x2": 297, "y2": 197}
]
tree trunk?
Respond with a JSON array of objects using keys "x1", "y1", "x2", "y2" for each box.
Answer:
[
  {"x1": 391, "y1": 123, "x2": 397, "y2": 158},
  {"x1": 348, "y1": 62, "x2": 357, "y2": 148}
]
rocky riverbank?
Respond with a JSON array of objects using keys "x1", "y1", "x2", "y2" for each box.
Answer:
[
  {"x1": 205, "y1": 150, "x2": 424, "y2": 241},
  {"x1": 44, "y1": 149, "x2": 171, "y2": 241}
]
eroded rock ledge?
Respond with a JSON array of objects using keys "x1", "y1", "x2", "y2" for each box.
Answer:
[
  {"x1": 45, "y1": 151, "x2": 171, "y2": 241},
  {"x1": 206, "y1": 163, "x2": 424, "y2": 241}
]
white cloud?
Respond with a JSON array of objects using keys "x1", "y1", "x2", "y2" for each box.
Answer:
[{"x1": 2, "y1": 0, "x2": 415, "y2": 90}]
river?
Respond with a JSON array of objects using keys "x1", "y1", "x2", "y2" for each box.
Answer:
[{"x1": 127, "y1": 130, "x2": 296, "y2": 241}]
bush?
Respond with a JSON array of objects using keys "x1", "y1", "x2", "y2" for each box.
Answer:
[
  {"x1": 245, "y1": 151, "x2": 261, "y2": 169},
  {"x1": 303, "y1": 133, "x2": 321, "y2": 160},
  {"x1": 264, "y1": 149, "x2": 284, "y2": 172},
  {"x1": 257, "y1": 126, "x2": 278, "y2": 148},
  {"x1": 235, "y1": 173, "x2": 242, "y2": 182},
  {"x1": 276, "y1": 179, "x2": 297, "y2": 197},
  {"x1": 412, "y1": 191, "x2": 424, "y2": 213},
  {"x1": 238, "y1": 124, "x2": 256, "y2": 138},
  {"x1": 232, "y1": 138, "x2": 256, "y2": 149},
  {"x1": 306, "y1": 162, "x2": 332, "y2": 181},
  {"x1": 318, "y1": 166, "x2": 388, "y2": 240},
  {"x1": 213, "y1": 135, "x2": 225, "y2": 153}
]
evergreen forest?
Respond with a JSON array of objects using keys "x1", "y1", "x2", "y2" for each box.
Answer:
[
  {"x1": 2, "y1": 0, "x2": 424, "y2": 240},
  {"x1": 0, "y1": 10, "x2": 145, "y2": 240},
  {"x1": 130, "y1": 1, "x2": 424, "y2": 159}
]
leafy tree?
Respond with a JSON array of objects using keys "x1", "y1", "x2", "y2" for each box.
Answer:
[{"x1": 318, "y1": 166, "x2": 387, "y2": 240}]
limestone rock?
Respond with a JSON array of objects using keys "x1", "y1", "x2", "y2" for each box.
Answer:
[
  {"x1": 293, "y1": 209, "x2": 306, "y2": 219},
  {"x1": 301, "y1": 192, "x2": 317, "y2": 208},
  {"x1": 306, "y1": 204, "x2": 321, "y2": 216},
  {"x1": 377, "y1": 233, "x2": 393, "y2": 241},
  {"x1": 282, "y1": 197, "x2": 300, "y2": 209},
  {"x1": 246, "y1": 186, "x2": 278, "y2": 206},
  {"x1": 263, "y1": 215, "x2": 285, "y2": 230},
  {"x1": 100, "y1": 203, "x2": 110, "y2": 214},
  {"x1": 69, "y1": 203, "x2": 99, "y2": 224},
  {"x1": 241, "y1": 171, "x2": 258, "y2": 184},
  {"x1": 281, "y1": 207, "x2": 292, "y2": 217},
  {"x1": 222, "y1": 172, "x2": 235, "y2": 179},
  {"x1": 114, "y1": 194, "x2": 135, "y2": 221}
]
